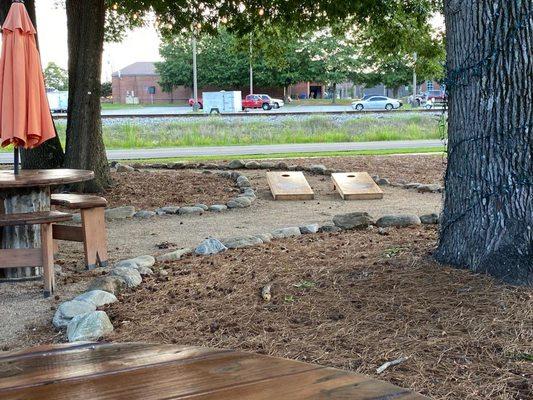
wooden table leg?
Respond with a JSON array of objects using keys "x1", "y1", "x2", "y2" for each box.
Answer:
[{"x1": 0, "y1": 186, "x2": 50, "y2": 280}]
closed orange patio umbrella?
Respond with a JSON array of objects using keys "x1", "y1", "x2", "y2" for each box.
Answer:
[{"x1": 0, "y1": 0, "x2": 55, "y2": 174}]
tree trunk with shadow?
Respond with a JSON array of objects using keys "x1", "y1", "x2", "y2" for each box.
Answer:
[
  {"x1": 437, "y1": 0, "x2": 532, "y2": 285},
  {"x1": 64, "y1": 0, "x2": 110, "y2": 192}
]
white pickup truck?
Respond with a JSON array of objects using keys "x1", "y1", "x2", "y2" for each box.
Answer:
[{"x1": 46, "y1": 90, "x2": 68, "y2": 113}]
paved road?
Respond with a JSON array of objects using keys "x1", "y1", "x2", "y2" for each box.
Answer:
[{"x1": 0, "y1": 139, "x2": 445, "y2": 164}]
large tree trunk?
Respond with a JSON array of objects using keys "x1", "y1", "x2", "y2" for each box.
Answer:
[
  {"x1": 64, "y1": 0, "x2": 110, "y2": 192},
  {"x1": 0, "y1": 0, "x2": 65, "y2": 169},
  {"x1": 436, "y1": 0, "x2": 532, "y2": 285}
]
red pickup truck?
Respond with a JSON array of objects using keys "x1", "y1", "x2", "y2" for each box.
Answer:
[{"x1": 242, "y1": 94, "x2": 272, "y2": 110}]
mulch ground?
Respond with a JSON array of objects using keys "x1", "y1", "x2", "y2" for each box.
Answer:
[
  {"x1": 99, "y1": 226, "x2": 532, "y2": 400},
  {"x1": 103, "y1": 170, "x2": 239, "y2": 209}
]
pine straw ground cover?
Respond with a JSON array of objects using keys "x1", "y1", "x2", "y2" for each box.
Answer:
[
  {"x1": 102, "y1": 170, "x2": 238, "y2": 209},
  {"x1": 105, "y1": 226, "x2": 532, "y2": 399}
]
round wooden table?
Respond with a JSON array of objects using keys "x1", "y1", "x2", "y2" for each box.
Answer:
[{"x1": 0, "y1": 169, "x2": 94, "y2": 280}]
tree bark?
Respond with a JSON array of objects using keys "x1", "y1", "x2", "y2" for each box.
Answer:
[
  {"x1": 437, "y1": 0, "x2": 533, "y2": 285},
  {"x1": 64, "y1": 0, "x2": 110, "y2": 192},
  {"x1": 0, "y1": 0, "x2": 65, "y2": 169},
  {"x1": 331, "y1": 82, "x2": 337, "y2": 104}
]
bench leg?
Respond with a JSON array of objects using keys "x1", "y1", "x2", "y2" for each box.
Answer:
[
  {"x1": 81, "y1": 207, "x2": 108, "y2": 270},
  {"x1": 40, "y1": 224, "x2": 55, "y2": 298}
]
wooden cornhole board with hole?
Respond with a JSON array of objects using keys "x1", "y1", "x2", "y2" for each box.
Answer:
[
  {"x1": 332, "y1": 172, "x2": 384, "y2": 200},
  {"x1": 266, "y1": 171, "x2": 314, "y2": 200}
]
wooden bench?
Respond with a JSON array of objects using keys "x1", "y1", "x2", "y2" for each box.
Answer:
[
  {"x1": 0, "y1": 211, "x2": 72, "y2": 297},
  {"x1": 51, "y1": 194, "x2": 108, "y2": 270}
]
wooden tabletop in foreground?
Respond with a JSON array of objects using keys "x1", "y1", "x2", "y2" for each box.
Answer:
[
  {"x1": 0, "y1": 342, "x2": 428, "y2": 399},
  {"x1": 0, "y1": 169, "x2": 94, "y2": 189}
]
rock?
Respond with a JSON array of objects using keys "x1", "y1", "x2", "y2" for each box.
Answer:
[
  {"x1": 236, "y1": 175, "x2": 251, "y2": 188},
  {"x1": 230, "y1": 171, "x2": 242, "y2": 181},
  {"x1": 178, "y1": 206, "x2": 204, "y2": 215},
  {"x1": 420, "y1": 213, "x2": 439, "y2": 224},
  {"x1": 417, "y1": 184, "x2": 442, "y2": 193},
  {"x1": 245, "y1": 161, "x2": 260, "y2": 169},
  {"x1": 309, "y1": 164, "x2": 327, "y2": 174},
  {"x1": 204, "y1": 163, "x2": 218, "y2": 170},
  {"x1": 228, "y1": 159, "x2": 245, "y2": 169},
  {"x1": 376, "y1": 214, "x2": 422, "y2": 227},
  {"x1": 105, "y1": 206, "x2": 136, "y2": 220},
  {"x1": 67, "y1": 311, "x2": 113, "y2": 342},
  {"x1": 194, "y1": 203, "x2": 209, "y2": 211},
  {"x1": 255, "y1": 233, "x2": 273, "y2": 243},
  {"x1": 276, "y1": 161, "x2": 289, "y2": 170},
  {"x1": 217, "y1": 171, "x2": 232, "y2": 179},
  {"x1": 241, "y1": 188, "x2": 256, "y2": 199},
  {"x1": 116, "y1": 164, "x2": 134, "y2": 173},
  {"x1": 195, "y1": 238, "x2": 227, "y2": 255},
  {"x1": 53, "y1": 300, "x2": 96, "y2": 328},
  {"x1": 223, "y1": 235, "x2": 263, "y2": 249},
  {"x1": 318, "y1": 224, "x2": 342, "y2": 233},
  {"x1": 134, "y1": 210, "x2": 156, "y2": 219},
  {"x1": 137, "y1": 266, "x2": 153, "y2": 276},
  {"x1": 300, "y1": 224, "x2": 320, "y2": 234},
  {"x1": 156, "y1": 248, "x2": 193, "y2": 262},
  {"x1": 116, "y1": 255, "x2": 155, "y2": 270},
  {"x1": 169, "y1": 162, "x2": 186, "y2": 169},
  {"x1": 209, "y1": 204, "x2": 228, "y2": 212},
  {"x1": 114, "y1": 259, "x2": 138, "y2": 269},
  {"x1": 333, "y1": 212, "x2": 374, "y2": 230},
  {"x1": 87, "y1": 276, "x2": 126, "y2": 295},
  {"x1": 377, "y1": 178, "x2": 390, "y2": 186},
  {"x1": 404, "y1": 182, "x2": 422, "y2": 189},
  {"x1": 110, "y1": 267, "x2": 142, "y2": 288},
  {"x1": 74, "y1": 290, "x2": 117, "y2": 307},
  {"x1": 271, "y1": 227, "x2": 301, "y2": 239},
  {"x1": 158, "y1": 206, "x2": 180, "y2": 214},
  {"x1": 377, "y1": 227, "x2": 390, "y2": 236},
  {"x1": 371, "y1": 175, "x2": 380, "y2": 183},
  {"x1": 227, "y1": 197, "x2": 252, "y2": 209},
  {"x1": 259, "y1": 161, "x2": 275, "y2": 169}
]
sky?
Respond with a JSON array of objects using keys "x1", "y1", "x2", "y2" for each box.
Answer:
[{"x1": 35, "y1": 1, "x2": 161, "y2": 82}]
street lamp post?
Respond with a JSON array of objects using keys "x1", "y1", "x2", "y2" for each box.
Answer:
[
  {"x1": 412, "y1": 52, "x2": 417, "y2": 106},
  {"x1": 249, "y1": 34, "x2": 253, "y2": 95},
  {"x1": 192, "y1": 33, "x2": 199, "y2": 112}
]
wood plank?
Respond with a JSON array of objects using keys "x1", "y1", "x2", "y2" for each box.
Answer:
[
  {"x1": 0, "y1": 248, "x2": 41, "y2": 268},
  {"x1": 51, "y1": 194, "x2": 107, "y2": 209},
  {"x1": 266, "y1": 171, "x2": 314, "y2": 200},
  {"x1": 0, "y1": 169, "x2": 94, "y2": 189},
  {"x1": 0, "y1": 211, "x2": 72, "y2": 227},
  {"x1": 188, "y1": 367, "x2": 428, "y2": 399},
  {"x1": 53, "y1": 224, "x2": 84, "y2": 242},
  {"x1": 331, "y1": 172, "x2": 384, "y2": 200},
  {"x1": 0, "y1": 350, "x2": 318, "y2": 400}
]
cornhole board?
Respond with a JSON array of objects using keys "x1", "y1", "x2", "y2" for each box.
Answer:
[
  {"x1": 266, "y1": 171, "x2": 314, "y2": 200},
  {"x1": 332, "y1": 172, "x2": 384, "y2": 200}
]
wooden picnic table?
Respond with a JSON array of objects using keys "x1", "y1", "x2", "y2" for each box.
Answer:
[
  {"x1": 0, "y1": 342, "x2": 427, "y2": 399},
  {"x1": 0, "y1": 169, "x2": 94, "y2": 280}
]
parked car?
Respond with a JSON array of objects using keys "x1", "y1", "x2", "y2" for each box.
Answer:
[
  {"x1": 188, "y1": 98, "x2": 203, "y2": 109},
  {"x1": 352, "y1": 96, "x2": 402, "y2": 111},
  {"x1": 242, "y1": 94, "x2": 272, "y2": 110},
  {"x1": 258, "y1": 94, "x2": 284, "y2": 109}
]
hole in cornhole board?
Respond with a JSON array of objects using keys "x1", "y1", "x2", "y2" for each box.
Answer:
[
  {"x1": 331, "y1": 172, "x2": 384, "y2": 200},
  {"x1": 266, "y1": 171, "x2": 315, "y2": 200}
]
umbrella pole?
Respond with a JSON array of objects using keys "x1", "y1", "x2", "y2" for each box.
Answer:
[{"x1": 14, "y1": 147, "x2": 19, "y2": 175}]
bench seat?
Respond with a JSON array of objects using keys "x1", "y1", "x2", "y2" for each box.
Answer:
[
  {"x1": 51, "y1": 194, "x2": 107, "y2": 209},
  {"x1": 0, "y1": 211, "x2": 72, "y2": 227}
]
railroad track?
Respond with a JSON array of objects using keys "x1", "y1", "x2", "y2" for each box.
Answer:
[{"x1": 51, "y1": 107, "x2": 445, "y2": 120}]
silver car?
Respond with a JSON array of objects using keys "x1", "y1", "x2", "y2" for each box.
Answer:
[{"x1": 352, "y1": 96, "x2": 402, "y2": 111}]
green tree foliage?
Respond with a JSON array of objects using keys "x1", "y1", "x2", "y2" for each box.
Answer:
[
  {"x1": 44, "y1": 62, "x2": 68, "y2": 91},
  {"x1": 101, "y1": 81, "x2": 112, "y2": 97}
]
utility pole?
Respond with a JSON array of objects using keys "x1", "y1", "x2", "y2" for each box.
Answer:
[
  {"x1": 192, "y1": 33, "x2": 199, "y2": 112},
  {"x1": 249, "y1": 34, "x2": 253, "y2": 95},
  {"x1": 412, "y1": 52, "x2": 417, "y2": 106}
]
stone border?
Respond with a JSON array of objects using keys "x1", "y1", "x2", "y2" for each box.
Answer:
[{"x1": 51, "y1": 210, "x2": 439, "y2": 343}]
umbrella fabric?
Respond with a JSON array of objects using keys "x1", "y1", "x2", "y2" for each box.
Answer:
[{"x1": 0, "y1": 1, "x2": 55, "y2": 149}]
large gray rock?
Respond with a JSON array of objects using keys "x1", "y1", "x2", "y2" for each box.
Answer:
[
  {"x1": 404, "y1": 182, "x2": 422, "y2": 189},
  {"x1": 255, "y1": 233, "x2": 273, "y2": 243},
  {"x1": 223, "y1": 235, "x2": 263, "y2": 249},
  {"x1": 300, "y1": 224, "x2": 320, "y2": 234},
  {"x1": 259, "y1": 161, "x2": 275, "y2": 169},
  {"x1": 236, "y1": 175, "x2": 251, "y2": 188},
  {"x1": 157, "y1": 248, "x2": 193, "y2": 262},
  {"x1": 309, "y1": 164, "x2": 327, "y2": 174},
  {"x1": 116, "y1": 164, "x2": 134, "y2": 173},
  {"x1": 209, "y1": 204, "x2": 228, "y2": 212},
  {"x1": 158, "y1": 206, "x2": 180, "y2": 214},
  {"x1": 67, "y1": 311, "x2": 113, "y2": 342},
  {"x1": 53, "y1": 300, "x2": 96, "y2": 328},
  {"x1": 105, "y1": 206, "x2": 136, "y2": 220},
  {"x1": 227, "y1": 197, "x2": 252, "y2": 208},
  {"x1": 245, "y1": 161, "x2": 260, "y2": 169},
  {"x1": 318, "y1": 224, "x2": 342, "y2": 233},
  {"x1": 271, "y1": 227, "x2": 302, "y2": 239},
  {"x1": 377, "y1": 178, "x2": 390, "y2": 186},
  {"x1": 376, "y1": 214, "x2": 421, "y2": 227},
  {"x1": 228, "y1": 159, "x2": 245, "y2": 169},
  {"x1": 195, "y1": 238, "x2": 227, "y2": 255},
  {"x1": 134, "y1": 210, "x2": 156, "y2": 219},
  {"x1": 74, "y1": 290, "x2": 117, "y2": 307},
  {"x1": 241, "y1": 188, "x2": 256, "y2": 199},
  {"x1": 110, "y1": 267, "x2": 142, "y2": 288},
  {"x1": 333, "y1": 212, "x2": 374, "y2": 230},
  {"x1": 178, "y1": 206, "x2": 205, "y2": 215},
  {"x1": 116, "y1": 255, "x2": 155, "y2": 270},
  {"x1": 87, "y1": 275, "x2": 126, "y2": 295},
  {"x1": 136, "y1": 266, "x2": 153, "y2": 276},
  {"x1": 420, "y1": 213, "x2": 439, "y2": 224},
  {"x1": 417, "y1": 184, "x2": 442, "y2": 193},
  {"x1": 194, "y1": 203, "x2": 209, "y2": 211}
]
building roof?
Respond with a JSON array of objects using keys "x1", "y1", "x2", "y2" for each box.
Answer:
[{"x1": 112, "y1": 62, "x2": 157, "y2": 77}]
